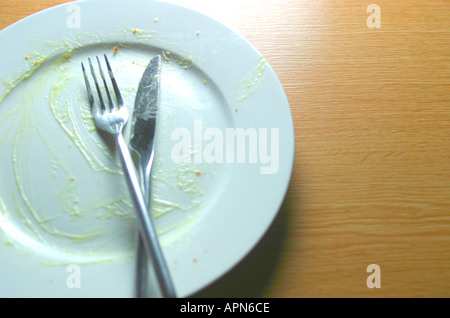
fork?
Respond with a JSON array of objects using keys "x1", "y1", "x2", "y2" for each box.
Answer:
[{"x1": 81, "y1": 55, "x2": 176, "y2": 298}]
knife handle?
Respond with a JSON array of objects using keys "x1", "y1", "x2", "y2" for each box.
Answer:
[
  {"x1": 136, "y1": 150, "x2": 154, "y2": 298},
  {"x1": 116, "y1": 133, "x2": 176, "y2": 298}
]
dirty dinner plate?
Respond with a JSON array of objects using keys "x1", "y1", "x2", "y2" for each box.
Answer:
[{"x1": 0, "y1": 0, "x2": 294, "y2": 297}]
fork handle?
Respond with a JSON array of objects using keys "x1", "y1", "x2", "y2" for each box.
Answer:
[{"x1": 116, "y1": 133, "x2": 176, "y2": 298}]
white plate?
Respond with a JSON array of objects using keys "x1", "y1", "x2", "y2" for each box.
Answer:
[{"x1": 0, "y1": 0, "x2": 294, "y2": 297}]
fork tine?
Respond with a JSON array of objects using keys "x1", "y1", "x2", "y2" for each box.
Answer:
[
  {"x1": 81, "y1": 62, "x2": 95, "y2": 111},
  {"x1": 88, "y1": 57, "x2": 107, "y2": 112},
  {"x1": 104, "y1": 54, "x2": 124, "y2": 109},
  {"x1": 96, "y1": 56, "x2": 114, "y2": 111}
]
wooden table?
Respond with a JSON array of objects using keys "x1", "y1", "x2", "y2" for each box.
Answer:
[{"x1": 1, "y1": 0, "x2": 449, "y2": 298}]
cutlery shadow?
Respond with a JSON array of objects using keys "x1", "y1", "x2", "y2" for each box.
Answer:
[{"x1": 190, "y1": 191, "x2": 294, "y2": 298}]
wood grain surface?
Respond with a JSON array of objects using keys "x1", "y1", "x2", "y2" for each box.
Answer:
[{"x1": 1, "y1": 0, "x2": 449, "y2": 298}]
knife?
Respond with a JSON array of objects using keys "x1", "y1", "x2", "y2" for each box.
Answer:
[{"x1": 130, "y1": 55, "x2": 176, "y2": 298}]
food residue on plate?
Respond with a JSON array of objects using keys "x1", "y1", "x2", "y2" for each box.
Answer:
[
  {"x1": 162, "y1": 50, "x2": 193, "y2": 70},
  {"x1": 232, "y1": 56, "x2": 267, "y2": 102},
  {"x1": 130, "y1": 27, "x2": 156, "y2": 40},
  {"x1": 0, "y1": 27, "x2": 221, "y2": 264}
]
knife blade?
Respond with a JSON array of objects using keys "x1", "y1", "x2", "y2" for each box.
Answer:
[
  {"x1": 130, "y1": 55, "x2": 175, "y2": 298},
  {"x1": 130, "y1": 54, "x2": 161, "y2": 200}
]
